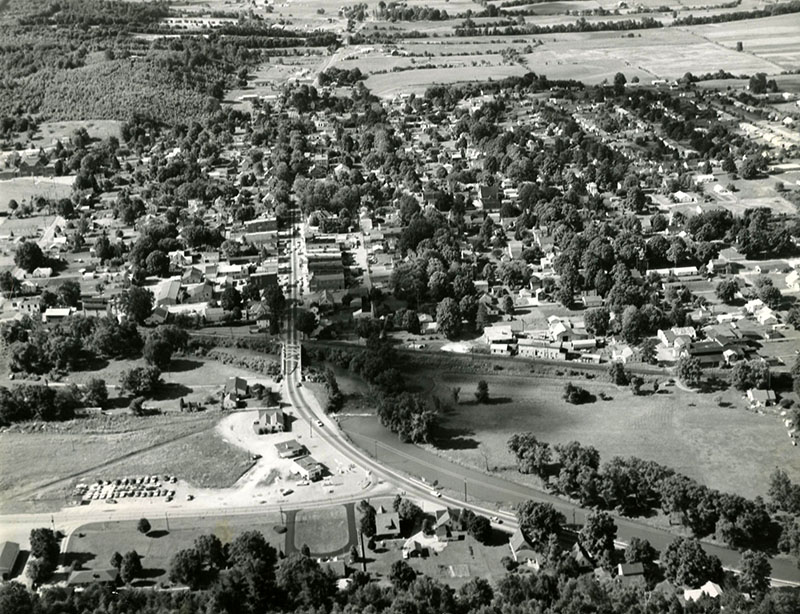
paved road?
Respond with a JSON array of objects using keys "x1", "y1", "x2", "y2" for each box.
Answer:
[{"x1": 281, "y1": 204, "x2": 800, "y2": 586}]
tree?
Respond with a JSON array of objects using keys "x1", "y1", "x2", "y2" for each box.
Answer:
[
  {"x1": 193, "y1": 534, "x2": 226, "y2": 572},
  {"x1": 624, "y1": 537, "x2": 657, "y2": 564},
  {"x1": 749, "y1": 72, "x2": 767, "y2": 94},
  {"x1": 295, "y1": 310, "x2": 317, "y2": 337},
  {"x1": 608, "y1": 362, "x2": 628, "y2": 386},
  {"x1": 436, "y1": 297, "x2": 461, "y2": 339},
  {"x1": 516, "y1": 500, "x2": 564, "y2": 543},
  {"x1": 276, "y1": 553, "x2": 335, "y2": 609},
  {"x1": 358, "y1": 499, "x2": 376, "y2": 537},
  {"x1": 475, "y1": 380, "x2": 489, "y2": 403},
  {"x1": 110, "y1": 551, "x2": 123, "y2": 570},
  {"x1": 120, "y1": 285, "x2": 153, "y2": 324},
  {"x1": 83, "y1": 378, "x2": 108, "y2": 408},
  {"x1": 508, "y1": 432, "x2": 551, "y2": 476},
  {"x1": 57, "y1": 281, "x2": 81, "y2": 307},
  {"x1": 730, "y1": 359, "x2": 770, "y2": 391},
  {"x1": 715, "y1": 279, "x2": 738, "y2": 303},
  {"x1": 579, "y1": 511, "x2": 617, "y2": 561},
  {"x1": 475, "y1": 302, "x2": 490, "y2": 332},
  {"x1": 169, "y1": 548, "x2": 205, "y2": 589},
  {"x1": 145, "y1": 250, "x2": 169, "y2": 277},
  {"x1": 613, "y1": 71, "x2": 627, "y2": 95},
  {"x1": 143, "y1": 334, "x2": 173, "y2": 370},
  {"x1": 14, "y1": 241, "x2": 45, "y2": 273},
  {"x1": 458, "y1": 577, "x2": 494, "y2": 611},
  {"x1": 119, "y1": 365, "x2": 161, "y2": 397},
  {"x1": 620, "y1": 305, "x2": 642, "y2": 344},
  {"x1": 389, "y1": 560, "x2": 417, "y2": 590},
  {"x1": 584, "y1": 307, "x2": 610, "y2": 336},
  {"x1": 501, "y1": 294, "x2": 514, "y2": 315},
  {"x1": 263, "y1": 285, "x2": 286, "y2": 334},
  {"x1": 468, "y1": 514, "x2": 492, "y2": 544},
  {"x1": 739, "y1": 550, "x2": 771, "y2": 597},
  {"x1": 676, "y1": 355, "x2": 702, "y2": 387},
  {"x1": 221, "y1": 285, "x2": 242, "y2": 312},
  {"x1": 662, "y1": 537, "x2": 722, "y2": 587},
  {"x1": 120, "y1": 550, "x2": 143, "y2": 584},
  {"x1": 228, "y1": 530, "x2": 277, "y2": 571},
  {"x1": 29, "y1": 528, "x2": 59, "y2": 563},
  {"x1": 137, "y1": 518, "x2": 151, "y2": 534}
]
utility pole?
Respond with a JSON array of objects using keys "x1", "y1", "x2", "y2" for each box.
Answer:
[
  {"x1": 359, "y1": 530, "x2": 367, "y2": 573},
  {"x1": 165, "y1": 512, "x2": 169, "y2": 532},
  {"x1": 463, "y1": 479, "x2": 467, "y2": 502},
  {"x1": 374, "y1": 440, "x2": 378, "y2": 460}
]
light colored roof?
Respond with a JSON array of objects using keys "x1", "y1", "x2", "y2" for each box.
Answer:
[{"x1": 684, "y1": 581, "x2": 723, "y2": 601}]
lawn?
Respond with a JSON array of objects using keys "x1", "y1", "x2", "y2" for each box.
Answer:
[
  {"x1": 67, "y1": 512, "x2": 283, "y2": 586},
  {"x1": 293, "y1": 506, "x2": 351, "y2": 555},
  {"x1": 0, "y1": 412, "x2": 253, "y2": 513},
  {"x1": 418, "y1": 371, "x2": 796, "y2": 499}
]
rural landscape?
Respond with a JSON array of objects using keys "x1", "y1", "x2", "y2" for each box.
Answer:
[{"x1": 0, "y1": 0, "x2": 800, "y2": 613}]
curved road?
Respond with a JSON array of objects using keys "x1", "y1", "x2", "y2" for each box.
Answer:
[{"x1": 282, "y1": 205, "x2": 800, "y2": 586}]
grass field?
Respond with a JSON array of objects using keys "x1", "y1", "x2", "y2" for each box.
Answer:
[
  {"x1": 293, "y1": 506, "x2": 350, "y2": 554},
  {"x1": 67, "y1": 512, "x2": 283, "y2": 586},
  {"x1": 0, "y1": 412, "x2": 253, "y2": 513},
  {"x1": 413, "y1": 371, "x2": 796, "y2": 499},
  {"x1": 0, "y1": 176, "x2": 74, "y2": 207},
  {"x1": 29, "y1": 120, "x2": 122, "y2": 146}
]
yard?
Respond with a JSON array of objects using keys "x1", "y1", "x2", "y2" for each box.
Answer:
[
  {"x1": 413, "y1": 370, "x2": 796, "y2": 500},
  {"x1": 0, "y1": 176, "x2": 74, "y2": 207},
  {"x1": 66, "y1": 512, "x2": 283, "y2": 587},
  {"x1": 0, "y1": 412, "x2": 254, "y2": 513}
]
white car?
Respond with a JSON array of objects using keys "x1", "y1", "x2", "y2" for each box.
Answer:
[
  {"x1": 316, "y1": 419, "x2": 324, "y2": 427},
  {"x1": 490, "y1": 516, "x2": 502, "y2": 524},
  {"x1": 430, "y1": 490, "x2": 442, "y2": 498}
]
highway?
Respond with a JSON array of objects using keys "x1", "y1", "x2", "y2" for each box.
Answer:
[{"x1": 281, "y1": 203, "x2": 800, "y2": 586}]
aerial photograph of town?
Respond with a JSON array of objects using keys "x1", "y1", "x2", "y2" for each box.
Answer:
[{"x1": 0, "y1": 0, "x2": 799, "y2": 612}]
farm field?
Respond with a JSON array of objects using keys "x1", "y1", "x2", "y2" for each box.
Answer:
[
  {"x1": 410, "y1": 371, "x2": 797, "y2": 500},
  {"x1": 366, "y1": 64, "x2": 527, "y2": 97},
  {"x1": 0, "y1": 411, "x2": 253, "y2": 513},
  {"x1": 30, "y1": 120, "x2": 122, "y2": 146},
  {"x1": 66, "y1": 512, "x2": 283, "y2": 586}
]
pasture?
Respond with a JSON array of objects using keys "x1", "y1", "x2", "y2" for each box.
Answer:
[
  {"x1": 293, "y1": 506, "x2": 352, "y2": 555},
  {"x1": 416, "y1": 371, "x2": 796, "y2": 499}
]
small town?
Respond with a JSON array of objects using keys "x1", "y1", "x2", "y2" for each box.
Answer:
[{"x1": 0, "y1": 1, "x2": 799, "y2": 614}]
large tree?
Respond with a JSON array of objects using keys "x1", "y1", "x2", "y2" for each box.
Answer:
[
  {"x1": 436, "y1": 297, "x2": 461, "y2": 339},
  {"x1": 14, "y1": 241, "x2": 45, "y2": 273},
  {"x1": 662, "y1": 537, "x2": 722, "y2": 587},
  {"x1": 120, "y1": 285, "x2": 153, "y2": 324},
  {"x1": 516, "y1": 500, "x2": 564, "y2": 544}
]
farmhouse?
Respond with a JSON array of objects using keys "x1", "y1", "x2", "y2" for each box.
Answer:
[
  {"x1": 746, "y1": 388, "x2": 776, "y2": 408},
  {"x1": 509, "y1": 529, "x2": 544, "y2": 567},
  {"x1": 375, "y1": 510, "x2": 402, "y2": 538},
  {"x1": 67, "y1": 568, "x2": 120, "y2": 589}
]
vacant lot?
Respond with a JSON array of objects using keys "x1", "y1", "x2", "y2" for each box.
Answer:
[
  {"x1": 30, "y1": 119, "x2": 122, "y2": 146},
  {"x1": 67, "y1": 512, "x2": 283, "y2": 586},
  {"x1": 417, "y1": 371, "x2": 796, "y2": 499},
  {"x1": 0, "y1": 412, "x2": 253, "y2": 513}
]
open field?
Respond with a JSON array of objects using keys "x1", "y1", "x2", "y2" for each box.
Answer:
[
  {"x1": 0, "y1": 176, "x2": 74, "y2": 207},
  {"x1": 366, "y1": 64, "x2": 527, "y2": 97},
  {"x1": 29, "y1": 120, "x2": 122, "y2": 146},
  {"x1": 293, "y1": 506, "x2": 350, "y2": 554},
  {"x1": 410, "y1": 371, "x2": 797, "y2": 499},
  {"x1": 0, "y1": 412, "x2": 253, "y2": 513},
  {"x1": 67, "y1": 512, "x2": 283, "y2": 586}
]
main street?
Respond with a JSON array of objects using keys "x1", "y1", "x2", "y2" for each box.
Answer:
[{"x1": 281, "y1": 204, "x2": 800, "y2": 586}]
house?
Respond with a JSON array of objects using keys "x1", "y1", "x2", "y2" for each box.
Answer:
[
  {"x1": 32, "y1": 266, "x2": 53, "y2": 278},
  {"x1": 491, "y1": 342, "x2": 512, "y2": 356},
  {"x1": 477, "y1": 184, "x2": 500, "y2": 210},
  {"x1": 82, "y1": 297, "x2": 110, "y2": 318},
  {"x1": 294, "y1": 456, "x2": 324, "y2": 481},
  {"x1": 786, "y1": 269, "x2": 800, "y2": 291},
  {"x1": 42, "y1": 307, "x2": 73, "y2": 323},
  {"x1": 67, "y1": 568, "x2": 120, "y2": 588},
  {"x1": 375, "y1": 511, "x2": 402, "y2": 538},
  {"x1": 509, "y1": 529, "x2": 544, "y2": 567},
  {"x1": 482, "y1": 324, "x2": 514, "y2": 345},
  {"x1": 684, "y1": 580, "x2": 723, "y2": 602},
  {"x1": 252, "y1": 406, "x2": 284, "y2": 433},
  {"x1": 402, "y1": 538, "x2": 424, "y2": 559},
  {"x1": 615, "y1": 562, "x2": 646, "y2": 588},
  {"x1": 610, "y1": 343, "x2": 635, "y2": 364},
  {"x1": 434, "y1": 509, "x2": 459, "y2": 541},
  {"x1": 152, "y1": 277, "x2": 181, "y2": 306},
  {"x1": 747, "y1": 388, "x2": 776, "y2": 408},
  {"x1": 517, "y1": 338, "x2": 566, "y2": 361},
  {"x1": 183, "y1": 281, "x2": 213, "y2": 304},
  {"x1": 0, "y1": 542, "x2": 19, "y2": 580},
  {"x1": 275, "y1": 439, "x2": 305, "y2": 458}
]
